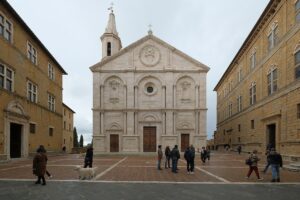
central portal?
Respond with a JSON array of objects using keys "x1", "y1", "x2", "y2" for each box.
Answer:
[{"x1": 143, "y1": 126, "x2": 156, "y2": 152}]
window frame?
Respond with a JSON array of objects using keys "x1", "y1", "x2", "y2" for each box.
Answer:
[
  {"x1": 0, "y1": 12, "x2": 13, "y2": 43},
  {"x1": 297, "y1": 103, "x2": 300, "y2": 119},
  {"x1": 249, "y1": 82, "x2": 256, "y2": 105},
  {"x1": 27, "y1": 81, "x2": 38, "y2": 103},
  {"x1": 48, "y1": 93, "x2": 55, "y2": 112},
  {"x1": 0, "y1": 63, "x2": 14, "y2": 92},
  {"x1": 268, "y1": 25, "x2": 278, "y2": 51},
  {"x1": 296, "y1": 0, "x2": 300, "y2": 23},
  {"x1": 29, "y1": 123, "x2": 36, "y2": 134},
  {"x1": 237, "y1": 95, "x2": 242, "y2": 112},
  {"x1": 295, "y1": 50, "x2": 300, "y2": 79},
  {"x1": 251, "y1": 120, "x2": 255, "y2": 129},
  {"x1": 48, "y1": 62, "x2": 55, "y2": 80},
  {"x1": 27, "y1": 41, "x2": 38, "y2": 65},
  {"x1": 267, "y1": 67, "x2": 278, "y2": 95},
  {"x1": 49, "y1": 127, "x2": 54, "y2": 137},
  {"x1": 250, "y1": 51, "x2": 256, "y2": 69}
]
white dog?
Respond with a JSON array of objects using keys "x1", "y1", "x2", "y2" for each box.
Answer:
[{"x1": 74, "y1": 166, "x2": 96, "y2": 180}]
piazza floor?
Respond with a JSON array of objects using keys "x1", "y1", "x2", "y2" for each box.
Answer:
[{"x1": 0, "y1": 151, "x2": 300, "y2": 200}]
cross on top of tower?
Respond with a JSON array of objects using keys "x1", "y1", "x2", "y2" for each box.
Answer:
[
  {"x1": 148, "y1": 24, "x2": 153, "y2": 35},
  {"x1": 108, "y1": 2, "x2": 114, "y2": 13}
]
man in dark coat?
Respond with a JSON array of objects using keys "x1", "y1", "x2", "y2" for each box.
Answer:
[
  {"x1": 164, "y1": 146, "x2": 171, "y2": 169},
  {"x1": 268, "y1": 148, "x2": 283, "y2": 182},
  {"x1": 184, "y1": 146, "x2": 192, "y2": 174},
  {"x1": 190, "y1": 145, "x2": 195, "y2": 174},
  {"x1": 170, "y1": 145, "x2": 180, "y2": 173},
  {"x1": 84, "y1": 147, "x2": 94, "y2": 168},
  {"x1": 33, "y1": 146, "x2": 48, "y2": 185}
]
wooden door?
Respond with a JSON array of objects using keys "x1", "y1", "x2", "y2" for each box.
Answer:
[
  {"x1": 143, "y1": 127, "x2": 156, "y2": 152},
  {"x1": 110, "y1": 135, "x2": 119, "y2": 152},
  {"x1": 10, "y1": 123, "x2": 22, "y2": 158},
  {"x1": 181, "y1": 134, "x2": 189, "y2": 152}
]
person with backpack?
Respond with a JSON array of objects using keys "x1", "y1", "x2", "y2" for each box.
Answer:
[{"x1": 157, "y1": 145, "x2": 163, "y2": 170}]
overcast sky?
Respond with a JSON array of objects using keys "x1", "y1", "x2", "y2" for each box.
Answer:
[{"x1": 8, "y1": 0, "x2": 269, "y2": 144}]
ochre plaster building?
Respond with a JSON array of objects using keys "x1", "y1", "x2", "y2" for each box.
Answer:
[
  {"x1": 214, "y1": 0, "x2": 300, "y2": 160},
  {"x1": 0, "y1": 1, "x2": 72, "y2": 160}
]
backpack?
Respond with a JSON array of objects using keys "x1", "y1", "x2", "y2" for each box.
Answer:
[{"x1": 245, "y1": 158, "x2": 252, "y2": 165}]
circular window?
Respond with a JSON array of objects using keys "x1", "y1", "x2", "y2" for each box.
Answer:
[{"x1": 147, "y1": 86, "x2": 154, "y2": 94}]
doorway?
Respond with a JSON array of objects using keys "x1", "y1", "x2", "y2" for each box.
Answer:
[
  {"x1": 10, "y1": 123, "x2": 22, "y2": 158},
  {"x1": 267, "y1": 124, "x2": 276, "y2": 150},
  {"x1": 143, "y1": 126, "x2": 156, "y2": 152},
  {"x1": 110, "y1": 135, "x2": 119, "y2": 152},
  {"x1": 181, "y1": 134, "x2": 190, "y2": 152}
]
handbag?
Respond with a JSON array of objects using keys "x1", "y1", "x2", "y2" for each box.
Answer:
[{"x1": 245, "y1": 158, "x2": 252, "y2": 165}]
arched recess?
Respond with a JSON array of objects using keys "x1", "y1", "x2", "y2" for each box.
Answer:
[
  {"x1": 103, "y1": 75, "x2": 125, "y2": 107},
  {"x1": 175, "y1": 75, "x2": 196, "y2": 107}
]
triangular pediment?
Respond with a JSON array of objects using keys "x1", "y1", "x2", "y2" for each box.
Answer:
[{"x1": 90, "y1": 34, "x2": 210, "y2": 72}]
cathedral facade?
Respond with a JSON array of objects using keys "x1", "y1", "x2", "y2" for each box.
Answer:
[{"x1": 90, "y1": 11, "x2": 209, "y2": 153}]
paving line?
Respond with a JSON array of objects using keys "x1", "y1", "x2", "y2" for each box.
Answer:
[
  {"x1": 0, "y1": 164, "x2": 31, "y2": 171},
  {"x1": 1, "y1": 178, "x2": 300, "y2": 185},
  {"x1": 178, "y1": 159, "x2": 230, "y2": 183},
  {"x1": 93, "y1": 157, "x2": 127, "y2": 180},
  {"x1": 195, "y1": 166, "x2": 231, "y2": 183}
]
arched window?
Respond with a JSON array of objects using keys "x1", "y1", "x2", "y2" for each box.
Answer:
[{"x1": 107, "y1": 42, "x2": 111, "y2": 56}]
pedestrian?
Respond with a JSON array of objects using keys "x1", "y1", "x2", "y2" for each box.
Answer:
[
  {"x1": 164, "y1": 146, "x2": 171, "y2": 169},
  {"x1": 200, "y1": 147, "x2": 207, "y2": 163},
  {"x1": 184, "y1": 146, "x2": 192, "y2": 174},
  {"x1": 32, "y1": 145, "x2": 48, "y2": 185},
  {"x1": 268, "y1": 148, "x2": 283, "y2": 182},
  {"x1": 190, "y1": 145, "x2": 195, "y2": 174},
  {"x1": 84, "y1": 147, "x2": 93, "y2": 168},
  {"x1": 206, "y1": 148, "x2": 211, "y2": 161},
  {"x1": 62, "y1": 146, "x2": 66, "y2": 153},
  {"x1": 157, "y1": 145, "x2": 163, "y2": 170},
  {"x1": 170, "y1": 145, "x2": 180, "y2": 173},
  {"x1": 237, "y1": 145, "x2": 242, "y2": 154},
  {"x1": 245, "y1": 150, "x2": 263, "y2": 180},
  {"x1": 262, "y1": 149, "x2": 271, "y2": 173}
]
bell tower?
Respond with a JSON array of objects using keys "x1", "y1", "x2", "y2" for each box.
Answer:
[{"x1": 101, "y1": 4, "x2": 122, "y2": 59}]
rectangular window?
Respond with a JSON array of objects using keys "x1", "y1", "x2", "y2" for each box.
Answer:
[
  {"x1": 249, "y1": 83, "x2": 256, "y2": 105},
  {"x1": 250, "y1": 52, "x2": 256, "y2": 69},
  {"x1": 297, "y1": 104, "x2": 300, "y2": 119},
  {"x1": 251, "y1": 120, "x2": 255, "y2": 129},
  {"x1": 295, "y1": 51, "x2": 300, "y2": 79},
  {"x1": 27, "y1": 81, "x2": 38, "y2": 103},
  {"x1": 64, "y1": 121, "x2": 66, "y2": 130},
  {"x1": 0, "y1": 13, "x2": 13, "y2": 42},
  {"x1": 29, "y1": 123, "x2": 36, "y2": 134},
  {"x1": 238, "y1": 124, "x2": 241, "y2": 132},
  {"x1": 296, "y1": 0, "x2": 300, "y2": 22},
  {"x1": 267, "y1": 68, "x2": 278, "y2": 95},
  {"x1": 48, "y1": 63, "x2": 55, "y2": 80},
  {"x1": 228, "y1": 102, "x2": 232, "y2": 117},
  {"x1": 0, "y1": 63, "x2": 14, "y2": 92},
  {"x1": 27, "y1": 42, "x2": 37, "y2": 65},
  {"x1": 237, "y1": 95, "x2": 242, "y2": 112},
  {"x1": 48, "y1": 93, "x2": 55, "y2": 112},
  {"x1": 49, "y1": 127, "x2": 53, "y2": 136},
  {"x1": 238, "y1": 68, "x2": 242, "y2": 83}
]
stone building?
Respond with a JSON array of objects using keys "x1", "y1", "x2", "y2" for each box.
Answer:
[
  {"x1": 0, "y1": 1, "x2": 70, "y2": 160},
  {"x1": 214, "y1": 0, "x2": 300, "y2": 159},
  {"x1": 91, "y1": 10, "x2": 209, "y2": 153},
  {"x1": 62, "y1": 103, "x2": 75, "y2": 153}
]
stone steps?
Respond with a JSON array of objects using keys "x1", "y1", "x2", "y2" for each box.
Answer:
[{"x1": 283, "y1": 162, "x2": 300, "y2": 172}]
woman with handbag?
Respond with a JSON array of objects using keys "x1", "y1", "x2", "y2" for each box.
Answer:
[{"x1": 245, "y1": 150, "x2": 263, "y2": 180}]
